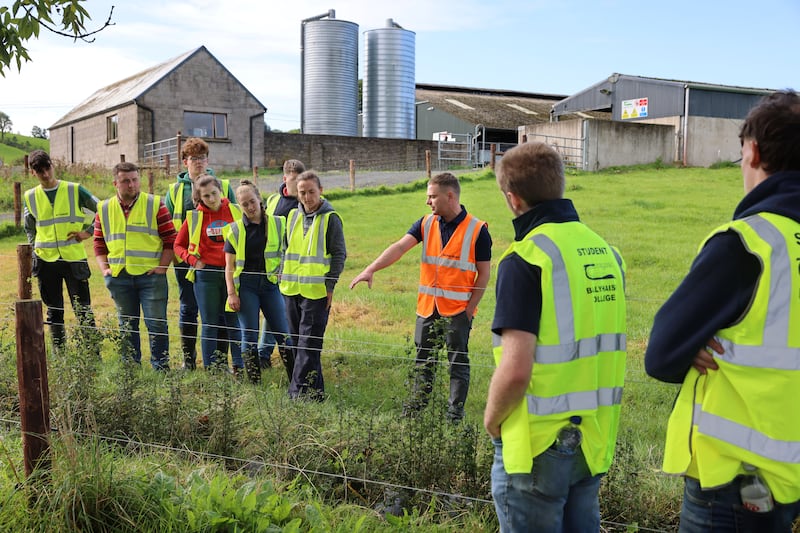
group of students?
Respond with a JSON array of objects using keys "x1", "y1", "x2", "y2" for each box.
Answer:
[
  {"x1": 24, "y1": 139, "x2": 345, "y2": 400},
  {"x1": 23, "y1": 89, "x2": 800, "y2": 532}
]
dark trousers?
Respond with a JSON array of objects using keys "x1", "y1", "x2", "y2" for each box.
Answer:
[
  {"x1": 36, "y1": 258, "x2": 96, "y2": 351},
  {"x1": 285, "y1": 294, "x2": 329, "y2": 399},
  {"x1": 411, "y1": 310, "x2": 472, "y2": 420}
]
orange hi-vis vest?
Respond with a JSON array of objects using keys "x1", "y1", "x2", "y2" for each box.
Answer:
[{"x1": 417, "y1": 212, "x2": 485, "y2": 318}]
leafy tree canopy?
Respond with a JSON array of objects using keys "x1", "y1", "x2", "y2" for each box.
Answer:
[{"x1": 0, "y1": 0, "x2": 114, "y2": 76}]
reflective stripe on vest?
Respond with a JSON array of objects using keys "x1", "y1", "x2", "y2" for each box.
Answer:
[
  {"x1": 25, "y1": 182, "x2": 88, "y2": 261},
  {"x1": 169, "y1": 177, "x2": 229, "y2": 230},
  {"x1": 227, "y1": 215, "x2": 285, "y2": 293},
  {"x1": 493, "y1": 223, "x2": 626, "y2": 476},
  {"x1": 417, "y1": 213, "x2": 483, "y2": 317},
  {"x1": 100, "y1": 194, "x2": 163, "y2": 276},
  {"x1": 663, "y1": 213, "x2": 800, "y2": 503},
  {"x1": 280, "y1": 209, "x2": 335, "y2": 299}
]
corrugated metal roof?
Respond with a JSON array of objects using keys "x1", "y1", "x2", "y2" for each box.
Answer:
[
  {"x1": 51, "y1": 46, "x2": 214, "y2": 129},
  {"x1": 415, "y1": 84, "x2": 607, "y2": 129}
]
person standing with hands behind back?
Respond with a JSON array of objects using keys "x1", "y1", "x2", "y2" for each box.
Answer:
[
  {"x1": 258, "y1": 159, "x2": 305, "y2": 368},
  {"x1": 280, "y1": 171, "x2": 346, "y2": 400},
  {"x1": 24, "y1": 149, "x2": 100, "y2": 355},
  {"x1": 485, "y1": 142, "x2": 626, "y2": 532},
  {"x1": 645, "y1": 90, "x2": 800, "y2": 532}
]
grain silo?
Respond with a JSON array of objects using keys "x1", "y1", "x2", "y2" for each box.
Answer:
[
  {"x1": 301, "y1": 10, "x2": 359, "y2": 136},
  {"x1": 362, "y1": 19, "x2": 416, "y2": 139}
]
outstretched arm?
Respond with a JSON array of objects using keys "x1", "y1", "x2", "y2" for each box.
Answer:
[{"x1": 349, "y1": 234, "x2": 418, "y2": 289}]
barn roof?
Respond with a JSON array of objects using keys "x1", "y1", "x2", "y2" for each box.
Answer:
[
  {"x1": 50, "y1": 46, "x2": 265, "y2": 129},
  {"x1": 415, "y1": 83, "x2": 609, "y2": 128}
]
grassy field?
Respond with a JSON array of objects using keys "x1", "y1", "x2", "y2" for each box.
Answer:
[
  {"x1": 0, "y1": 163, "x2": 747, "y2": 531},
  {"x1": 0, "y1": 133, "x2": 49, "y2": 167}
]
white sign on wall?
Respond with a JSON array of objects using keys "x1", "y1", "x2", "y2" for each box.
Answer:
[{"x1": 621, "y1": 97, "x2": 649, "y2": 120}]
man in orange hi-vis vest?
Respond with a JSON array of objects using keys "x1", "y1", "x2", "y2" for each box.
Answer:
[{"x1": 350, "y1": 172, "x2": 492, "y2": 421}]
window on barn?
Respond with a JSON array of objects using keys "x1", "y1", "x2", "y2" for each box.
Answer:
[
  {"x1": 106, "y1": 114, "x2": 119, "y2": 143},
  {"x1": 183, "y1": 112, "x2": 228, "y2": 139}
]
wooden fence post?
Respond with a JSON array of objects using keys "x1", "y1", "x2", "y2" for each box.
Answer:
[
  {"x1": 18, "y1": 244, "x2": 32, "y2": 300},
  {"x1": 253, "y1": 166, "x2": 259, "y2": 180},
  {"x1": 425, "y1": 150, "x2": 431, "y2": 179},
  {"x1": 16, "y1": 299, "x2": 50, "y2": 478},
  {"x1": 14, "y1": 182, "x2": 22, "y2": 227},
  {"x1": 164, "y1": 155, "x2": 171, "y2": 176},
  {"x1": 16, "y1": 243, "x2": 50, "y2": 478},
  {"x1": 148, "y1": 170, "x2": 155, "y2": 195},
  {"x1": 176, "y1": 131, "x2": 183, "y2": 166},
  {"x1": 490, "y1": 144, "x2": 497, "y2": 171},
  {"x1": 349, "y1": 160, "x2": 355, "y2": 192},
  {"x1": 24, "y1": 155, "x2": 29, "y2": 176}
]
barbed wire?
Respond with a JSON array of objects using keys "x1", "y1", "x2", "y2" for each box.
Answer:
[{"x1": 0, "y1": 414, "x2": 674, "y2": 532}]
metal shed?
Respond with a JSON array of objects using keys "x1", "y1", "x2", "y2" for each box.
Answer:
[{"x1": 550, "y1": 73, "x2": 773, "y2": 166}]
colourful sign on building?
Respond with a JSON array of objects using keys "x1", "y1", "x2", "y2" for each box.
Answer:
[{"x1": 621, "y1": 97, "x2": 648, "y2": 120}]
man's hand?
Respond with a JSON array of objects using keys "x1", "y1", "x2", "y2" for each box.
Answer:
[
  {"x1": 349, "y1": 270, "x2": 374, "y2": 289},
  {"x1": 66, "y1": 230, "x2": 91, "y2": 242},
  {"x1": 148, "y1": 265, "x2": 169, "y2": 275},
  {"x1": 692, "y1": 338, "x2": 723, "y2": 374},
  {"x1": 227, "y1": 294, "x2": 240, "y2": 312}
]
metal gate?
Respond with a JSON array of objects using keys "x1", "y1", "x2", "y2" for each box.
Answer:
[
  {"x1": 525, "y1": 133, "x2": 585, "y2": 171},
  {"x1": 436, "y1": 132, "x2": 473, "y2": 169}
]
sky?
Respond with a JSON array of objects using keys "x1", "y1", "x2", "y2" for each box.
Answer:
[{"x1": 1, "y1": 0, "x2": 799, "y2": 138}]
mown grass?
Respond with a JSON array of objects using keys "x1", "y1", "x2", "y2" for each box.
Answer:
[{"x1": 0, "y1": 163, "x2": 748, "y2": 530}]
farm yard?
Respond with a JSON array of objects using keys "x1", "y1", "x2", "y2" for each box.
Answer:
[{"x1": 0, "y1": 162, "x2": 749, "y2": 531}]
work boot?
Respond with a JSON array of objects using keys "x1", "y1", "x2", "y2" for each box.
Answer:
[
  {"x1": 243, "y1": 349, "x2": 261, "y2": 384},
  {"x1": 180, "y1": 323, "x2": 198, "y2": 370},
  {"x1": 279, "y1": 345, "x2": 295, "y2": 385}
]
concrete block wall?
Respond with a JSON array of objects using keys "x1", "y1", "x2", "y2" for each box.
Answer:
[{"x1": 264, "y1": 132, "x2": 439, "y2": 172}]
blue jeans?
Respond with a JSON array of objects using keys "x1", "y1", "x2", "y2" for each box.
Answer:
[
  {"x1": 175, "y1": 261, "x2": 198, "y2": 348},
  {"x1": 680, "y1": 476, "x2": 800, "y2": 533},
  {"x1": 285, "y1": 294, "x2": 329, "y2": 399},
  {"x1": 104, "y1": 271, "x2": 169, "y2": 369},
  {"x1": 238, "y1": 273, "x2": 289, "y2": 355},
  {"x1": 491, "y1": 436, "x2": 602, "y2": 532},
  {"x1": 258, "y1": 318, "x2": 277, "y2": 363},
  {"x1": 194, "y1": 266, "x2": 241, "y2": 368}
]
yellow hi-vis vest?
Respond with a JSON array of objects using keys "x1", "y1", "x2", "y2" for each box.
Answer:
[
  {"x1": 493, "y1": 221, "x2": 627, "y2": 475},
  {"x1": 167, "y1": 176, "x2": 229, "y2": 231},
  {"x1": 224, "y1": 215, "x2": 286, "y2": 312},
  {"x1": 265, "y1": 193, "x2": 280, "y2": 216},
  {"x1": 663, "y1": 213, "x2": 800, "y2": 504},
  {"x1": 24, "y1": 181, "x2": 88, "y2": 262},
  {"x1": 99, "y1": 194, "x2": 164, "y2": 276},
  {"x1": 182, "y1": 204, "x2": 242, "y2": 282},
  {"x1": 280, "y1": 209, "x2": 340, "y2": 300}
]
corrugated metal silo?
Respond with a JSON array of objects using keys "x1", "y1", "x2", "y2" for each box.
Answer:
[
  {"x1": 302, "y1": 11, "x2": 359, "y2": 136},
  {"x1": 363, "y1": 19, "x2": 416, "y2": 139}
]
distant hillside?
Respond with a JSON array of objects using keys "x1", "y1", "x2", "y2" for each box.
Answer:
[{"x1": 0, "y1": 134, "x2": 49, "y2": 166}]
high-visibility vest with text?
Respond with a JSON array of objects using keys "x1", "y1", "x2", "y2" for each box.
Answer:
[{"x1": 494, "y1": 221, "x2": 627, "y2": 476}]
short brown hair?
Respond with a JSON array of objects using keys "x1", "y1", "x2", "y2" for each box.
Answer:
[
  {"x1": 496, "y1": 142, "x2": 565, "y2": 206},
  {"x1": 191, "y1": 174, "x2": 222, "y2": 205},
  {"x1": 113, "y1": 161, "x2": 139, "y2": 177},
  {"x1": 283, "y1": 159, "x2": 305, "y2": 174},
  {"x1": 297, "y1": 170, "x2": 321, "y2": 189},
  {"x1": 739, "y1": 90, "x2": 800, "y2": 174},
  {"x1": 29, "y1": 150, "x2": 52, "y2": 173},
  {"x1": 181, "y1": 137, "x2": 209, "y2": 159},
  {"x1": 429, "y1": 172, "x2": 460, "y2": 196}
]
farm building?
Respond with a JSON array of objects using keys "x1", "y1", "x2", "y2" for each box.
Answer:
[
  {"x1": 49, "y1": 46, "x2": 266, "y2": 171},
  {"x1": 526, "y1": 73, "x2": 773, "y2": 170},
  {"x1": 414, "y1": 83, "x2": 609, "y2": 167}
]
